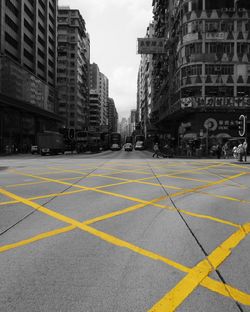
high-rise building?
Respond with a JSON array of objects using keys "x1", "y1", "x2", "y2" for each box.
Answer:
[
  {"x1": 90, "y1": 63, "x2": 109, "y2": 129},
  {"x1": 146, "y1": 0, "x2": 250, "y2": 151},
  {"x1": 107, "y1": 97, "x2": 118, "y2": 133},
  {"x1": 0, "y1": 0, "x2": 59, "y2": 153},
  {"x1": 57, "y1": 6, "x2": 90, "y2": 131}
]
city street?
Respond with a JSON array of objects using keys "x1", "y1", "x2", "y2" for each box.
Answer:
[{"x1": 0, "y1": 151, "x2": 250, "y2": 312}]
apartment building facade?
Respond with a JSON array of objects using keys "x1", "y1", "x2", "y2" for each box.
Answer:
[
  {"x1": 57, "y1": 6, "x2": 90, "y2": 131},
  {"x1": 0, "y1": 0, "x2": 59, "y2": 153},
  {"x1": 89, "y1": 63, "x2": 109, "y2": 130},
  {"x1": 148, "y1": 0, "x2": 250, "y2": 149},
  {"x1": 107, "y1": 97, "x2": 118, "y2": 133}
]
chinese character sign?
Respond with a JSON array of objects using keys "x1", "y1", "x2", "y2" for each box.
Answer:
[{"x1": 137, "y1": 38, "x2": 167, "y2": 54}]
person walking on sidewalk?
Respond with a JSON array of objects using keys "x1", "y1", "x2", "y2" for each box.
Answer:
[
  {"x1": 152, "y1": 143, "x2": 160, "y2": 158},
  {"x1": 243, "y1": 139, "x2": 248, "y2": 162}
]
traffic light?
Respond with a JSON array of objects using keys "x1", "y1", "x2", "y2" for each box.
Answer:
[
  {"x1": 68, "y1": 128, "x2": 75, "y2": 140},
  {"x1": 238, "y1": 115, "x2": 246, "y2": 137}
]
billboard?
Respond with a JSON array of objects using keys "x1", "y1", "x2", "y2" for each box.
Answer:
[{"x1": 137, "y1": 38, "x2": 167, "y2": 54}]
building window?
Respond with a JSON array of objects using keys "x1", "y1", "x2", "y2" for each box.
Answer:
[
  {"x1": 205, "y1": 0, "x2": 234, "y2": 10},
  {"x1": 205, "y1": 43, "x2": 234, "y2": 55},
  {"x1": 24, "y1": 33, "x2": 34, "y2": 48},
  {"x1": 185, "y1": 43, "x2": 202, "y2": 56},
  {"x1": 23, "y1": 48, "x2": 34, "y2": 61},
  {"x1": 24, "y1": 19, "x2": 33, "y2": 34},
  {"x1": 24, "y1": 4, "x2": 34, "y2": 20},
  {"x1": 38, "y1": 61, "x2": 45, "y2": 71},
  {"x1": 205, "y1": 64, "x2": 234, "y2": 75},
  {"x1": 38, "y1": 35, "x2": 45, "y2": 46},
  {"x1": 181, "y1": 86, "x2": 202, "y2": 97},
  {"x1": 182, "y1": 64, "x2": 202, "y2": 77},
  {"x1": 5, "y1": 32, "x2": 18, "y2": 49},
  {"x1": 5, "y1": 14, "x2": 18, "y2": 32},
  {"x1": 5, "y1": 0, "x2": 19, "y2": 17},
  {"x1": 38, "y1": 9, "x2": 45, "y2": 21}
]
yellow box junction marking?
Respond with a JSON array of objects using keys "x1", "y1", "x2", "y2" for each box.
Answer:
[{"x1": 0, "y1": 186, "x2": 249, "y2": 307}]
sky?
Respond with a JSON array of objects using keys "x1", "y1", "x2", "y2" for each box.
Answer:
[{"x1": 58, "y1": 0, "x2": 153, "y2": 119}]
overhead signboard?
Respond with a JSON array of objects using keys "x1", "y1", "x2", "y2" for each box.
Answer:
[
  {"x1": 137, "y1": 38, "x2": 167, "y2": 54},
  {"x1": 206, "y1": 32, "x2": 225, "y2": 40}
]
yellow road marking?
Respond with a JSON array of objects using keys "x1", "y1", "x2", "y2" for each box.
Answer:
[
  {"x1": 9, "y1": 170, "x2": 246, "y2": 228},
  {"x1": 4, "y1": 176, "x2": 85, "y2": 188},
  {"x1": 149, "y1": 224, "x2": 250, "y2": 311},
  {"x1": 0, "y1": 187, "x2": 187, "y2": 274},
  {"x1": 202, "y1": 276, "x2": 250, "y2": 306},
  {"x1": 0, "y1": 187, "x2": 249, "y2": 306},
  {"x1": 0, "y1": 225, "x2": 75, "y2": 253}
]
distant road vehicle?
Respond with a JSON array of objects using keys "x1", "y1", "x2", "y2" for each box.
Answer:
[
  {"x1": 134, "y1": 135, "x2": 145, "y2": 150},
  {"x1": 111, "y1": 143, "x2": 120, "y2": 151},
  {"x1": 134, "y1": 141, "x2": 145, "y2": 150},
  {"x1": 38, "y1": 132, "x2": 65, "y2": 156},
  {"x1": 31, "y1": 145, "x2": 39, "y2": 154},
  {"x1": 124, "y1": 143, "x2": 133, "y2": 151},
  {"x1": 110, "y1": 132, "x2": 121, "y2": 150}
]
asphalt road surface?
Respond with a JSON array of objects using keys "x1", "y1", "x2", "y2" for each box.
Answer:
[{"x1": 0, "y1": 150, "x2": 250, "y2": 312}]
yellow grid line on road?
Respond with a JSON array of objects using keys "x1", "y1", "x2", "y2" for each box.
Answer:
[
  {"x1": 7, "y1": 169, "x2": 246, "y2": 229},
  {"x1": 0, "y1": 186, "x2": 249, "y2": 307},
  {"x1": 149, "y1": 223, "x2": 250, "y2": 311}
]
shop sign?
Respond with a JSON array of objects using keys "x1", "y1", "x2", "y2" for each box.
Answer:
[
  {"x1": 137, "y1": 38, "x2": 166, "y2": 54},
  {"x1": 206, "y1": 32, "x2": 225, "y2": 40},
  {"x1": 181, "y1": 97, "x2": 250, "y2": 108},
  {"x1": 218, "y1": 119, "x2": 238, "y2": 131}
]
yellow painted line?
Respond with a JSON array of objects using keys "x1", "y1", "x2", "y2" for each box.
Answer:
[
  {"x1": 0, "y1": 189, "x2": 87, "y2": 206},
  {"x1": 81, "y1": 225, "x2": 190, "y2": 274},
  {"x1": 201, "y1": 277, "x2": 250, "y2": 306},
  {"x1": 0, "y1": 187, "x2": 249, "y2": 306},
  {"x1": 178, "y1": 209, "x2": 240, "y2": 228},
  {"x1": 11, "y1": 170, "x2": 247, "y2": 228},
  {"x1": 0, "y1": 187, "x2": 187, "y2": 274},
  {"x1": 198, "y1": 191, "x2": 250, "y2": 204},
  {"x1": 4, "y1": 176, "x2": 85, "y2": 189},
  {"x1": 11, "y1": 170, "x2": 167, "y2": 208},
  {"x1": 149, "y1": 224, "x2": 250, "y2": 311},
  {"x1": 83, "y1": 196, "x2": 170, "y2": 225},
  {"x1": 0, "y1": 225, "x2": 75, "y2": 253},
  {"x1": 229, "y1": 163, "x2": 250, "y2": 171},
  {"x1": 149, "y1": 258, "x2": 212, "y2": 312}
]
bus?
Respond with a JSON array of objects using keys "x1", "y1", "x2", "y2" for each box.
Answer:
[
  {"x1": 75, "y1": 131, "x2": 88, "y2": 153},
  {"x1": 125, "y1": 136, "x2": 133, "y2": 144},
  {"x1": 134, "y1": 135, "x2": 146, "y2": 150},
  {"x1": 110, "y1": 132, "x2": 121, "y2": 150}
]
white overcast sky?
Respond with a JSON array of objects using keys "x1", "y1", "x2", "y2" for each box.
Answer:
[{"x1": 58, "y1": 0, "x2": 153, "y2": 119}]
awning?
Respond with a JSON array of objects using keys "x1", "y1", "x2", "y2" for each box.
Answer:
[
  {"x1": 216, "y1": 133, "x2": 231, "y2": 139},
  {"x1": 183, "y1": 133, "x2": 197, "y2": 140}
]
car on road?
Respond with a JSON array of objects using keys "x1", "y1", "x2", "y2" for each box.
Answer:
[
  {"x1": 134, "y1": 141, "x2": 145, "y2": 150},
  {"x1": 110, "y1": 143, "x2": 120, "y2": 151},
  {"x1": 124, "y1": 143, "x2": 133, "y2": 151},
  {"x1": 31, "y1": 145, "x2": 39, "y2": 154}
]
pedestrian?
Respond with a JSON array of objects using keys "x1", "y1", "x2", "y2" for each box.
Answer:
[
  {"x1": 233, "y1": 146, "x2": 238, "y2": 159},
  {"x1": 222, "y1": 143, "x2": 229, "y2": 159},
  {"x1": 216, "y1": 144, "x2": 222, "y2": 159},
  {"x1": 238, "y1": 143, "x2": 243, "y2": 162},
  {"x1": 243, "y1": 139, "x2": 248, "y2": 162},
  {"x1": 152, "y1": 143, "x2": 160, "y2": 158}
]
